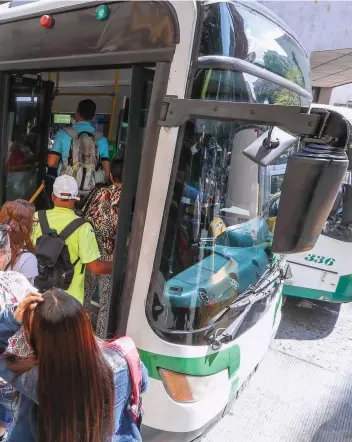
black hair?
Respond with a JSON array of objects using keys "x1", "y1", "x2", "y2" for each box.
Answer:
[
  {"x1": 110, "y1": 160, "x2": 124, "y2": 184},
  {"x1": 0, "y1": 224, "x2": 10, "y2": 251},
  {"x1": 77, "y1": 99, "x2": 97, "y2": 121}
]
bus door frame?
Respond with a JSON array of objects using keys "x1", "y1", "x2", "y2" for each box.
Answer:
[
  {"x1": 0, "y1": 73, "x2": 11, "y2": 204},
  {"x1": 0, "y1": 74, "x2": 54, "y2": 206},
  {"x1": 106, "y1": 66, "x2": 158, "y2": 337}
]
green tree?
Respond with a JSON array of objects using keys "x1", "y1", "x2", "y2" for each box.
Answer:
[{"x1": 274, "y1": 67, "x2": 304, "y2": 106}]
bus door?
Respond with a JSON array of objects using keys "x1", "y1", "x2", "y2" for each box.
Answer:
[
  {"x1": 4, "y1": 74, "x2": 53, "y2": 208},
  {"x1": 102, "y1": 66, "x2": 154, "y2": 336},
  {"x1": 115, "y1": 70, "x2": 154, "y2": 162}
]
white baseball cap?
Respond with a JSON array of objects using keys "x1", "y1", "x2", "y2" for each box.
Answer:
[{"x1": 53, "y1": 175, "x2": 80, "y2": 201}]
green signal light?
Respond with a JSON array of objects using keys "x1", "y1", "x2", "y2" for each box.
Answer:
[{"x1": 96, "y1": 5, "x2": 110, "y2": 21}]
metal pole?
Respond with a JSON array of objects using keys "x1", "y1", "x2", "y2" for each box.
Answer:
[
  {"x1": 29, "y1": 181, "x2": 45, "y2": 204},
  {"x1": 108, "y1": 70, "x2": 120, "y2": 140},
  {"x1": 52, "y1": 72, "x2": 60, "y2": 113},
  {"x1": 56, "y1": 72, "x2": 60, "y2": 88},
  {"x1": 48, "y1": 73, "x2": 53, "y2": 111}
]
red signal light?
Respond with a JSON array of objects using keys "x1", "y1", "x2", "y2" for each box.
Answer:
[{"x1": 40, "y1": 15, "x2": 53, "y2": 29}]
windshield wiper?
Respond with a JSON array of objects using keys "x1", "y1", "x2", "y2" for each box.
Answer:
[
  {"x1": 207, "y1": 266, "x2": 275, "y2": 326},
  {"x1": 209, "y1": 289, "x2": 275, "y2": 350},
  {"x1": 206, "y1": 264, "x2": 285, "y2": 350}
]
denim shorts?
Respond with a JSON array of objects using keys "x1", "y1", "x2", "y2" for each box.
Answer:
[{"x1": 0, "y1": 384, "x2": 16, "y2": 428}]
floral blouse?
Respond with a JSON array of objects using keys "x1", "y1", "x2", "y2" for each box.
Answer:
[{"x1": 78, "y1": 185, "x2": 121, "y2": 261}]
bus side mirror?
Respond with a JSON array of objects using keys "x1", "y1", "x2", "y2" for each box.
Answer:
[
  {"x1": 272, "y1": 146, "x2": 349, "y2": 254},
  {"x1": 243, "y1": 127, "x2": 296, "y2": 166}
]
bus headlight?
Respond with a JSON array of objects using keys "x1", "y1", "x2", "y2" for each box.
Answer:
[{"x1": 158, "y1": 368, "x2": 228, "y2": 403}]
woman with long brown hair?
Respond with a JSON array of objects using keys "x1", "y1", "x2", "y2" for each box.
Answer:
[
  {"x1": 0, "y1": 289, "x2": 148, "y2": 442},
  {"x1": 0, "y1": 200, "x2": 38, "y2": 284}
]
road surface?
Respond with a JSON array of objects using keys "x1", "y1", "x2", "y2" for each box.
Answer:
[{"x1": 203, "y1": 297, "x2": 352, "y2": 442}]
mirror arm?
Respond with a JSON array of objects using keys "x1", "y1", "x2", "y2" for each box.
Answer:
[
  {"x1": 262, "y1": 126, "x2": 280, "y2": 149},
  {"x1": 159, "y1": 97, "x2": 331, "y2": 140}
]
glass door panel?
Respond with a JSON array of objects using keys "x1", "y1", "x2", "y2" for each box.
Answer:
[{"x1": 6, "y1": 75, "x2": 53, "y2": 207}]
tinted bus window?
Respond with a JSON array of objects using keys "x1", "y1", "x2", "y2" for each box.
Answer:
[{"x1": 200, "y1": 2, "x2": 311, "y2": 91}]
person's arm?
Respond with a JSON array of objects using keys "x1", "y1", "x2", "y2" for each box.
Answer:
[
  {"x1": 0, "y1": 309, "x2": 22, "y2": 352},
  {"x1": 101, "y1": 160, "x2": 110, "y2": 180},
  {"x1": 47, "y1": 153, "x2": 60, "y2": 169},
  {"x1": 47, "y1": 130, "x2": 65, "y2": 175},
  {"x1": 86, "y1": 260, "x2": 113, "y2": 275},
  {"x1": 113, "y1": 364, "x2": 131, "y2": 430},
  {"x1": 0, "y1": 293, "x2": 43, "y2": 403},
  {"x1": 99, "y1": 137, "x2": 110, "y2": 179}
]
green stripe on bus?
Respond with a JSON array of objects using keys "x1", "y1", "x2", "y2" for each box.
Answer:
[
  {"x1": 335, "y1": 274, "x2": 352, "y2": 302},
  {"x1": 283, "y1": 284, "x2": 332, "y2": 300},
  {"x1": 273, "y1": 291, "x2": 282, "y2": 326},
  {"x1": 138, "y1": 345, "x2": 240, "y2": 380},
  {"x1": 283, "y1": 277, "x2": 352, "y2": 303}
]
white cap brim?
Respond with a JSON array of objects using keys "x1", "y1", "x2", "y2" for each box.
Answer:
[{"x1": 53, "y1": 191, "x2": 80, "y2": 201}]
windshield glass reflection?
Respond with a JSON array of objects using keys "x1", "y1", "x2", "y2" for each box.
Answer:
[{"x1": 200, "y1": 2, "x2": 311, "y2": 91}]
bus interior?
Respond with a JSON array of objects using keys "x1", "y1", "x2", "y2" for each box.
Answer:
[
  {"x1": 6, "y1": 68, "x2": 153, "y2": 199},
  {"x1": 4, "y1": 67, "x2": 155, "y2": 335}
]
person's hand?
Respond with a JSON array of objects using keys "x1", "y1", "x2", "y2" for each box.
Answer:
[{"x1": 14, "y1": 291, "x2": 44, "y2": 324}]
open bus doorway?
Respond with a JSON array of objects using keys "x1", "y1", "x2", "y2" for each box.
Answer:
[{"x1": 0, "y1": 66, "x2": 155, "y2": 337}]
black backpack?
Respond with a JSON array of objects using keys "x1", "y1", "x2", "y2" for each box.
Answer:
[{"x1": 34, "y1": 211, "x2": 88, "y2": 293}]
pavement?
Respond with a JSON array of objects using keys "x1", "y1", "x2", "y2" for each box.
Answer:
[{"x1": 203, "y1": 297, "x2": 352, "y2": 442}]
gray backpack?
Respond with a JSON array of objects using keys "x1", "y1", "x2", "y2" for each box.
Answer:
[{"x1": 60, "y1": 127, "x2": 104, "y2": 192}]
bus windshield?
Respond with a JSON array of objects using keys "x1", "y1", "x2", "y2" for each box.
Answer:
[
  {"x1": 147, "y1": 84, "x2": 305, "y2": 344},
  {"x1": 146, "y1": 2, "x2": 311, "y2": 345}
]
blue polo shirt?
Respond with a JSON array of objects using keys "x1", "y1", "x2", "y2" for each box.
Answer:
[{"x1": 51, "y1": 121, "x2": 109, "y2": 165}]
